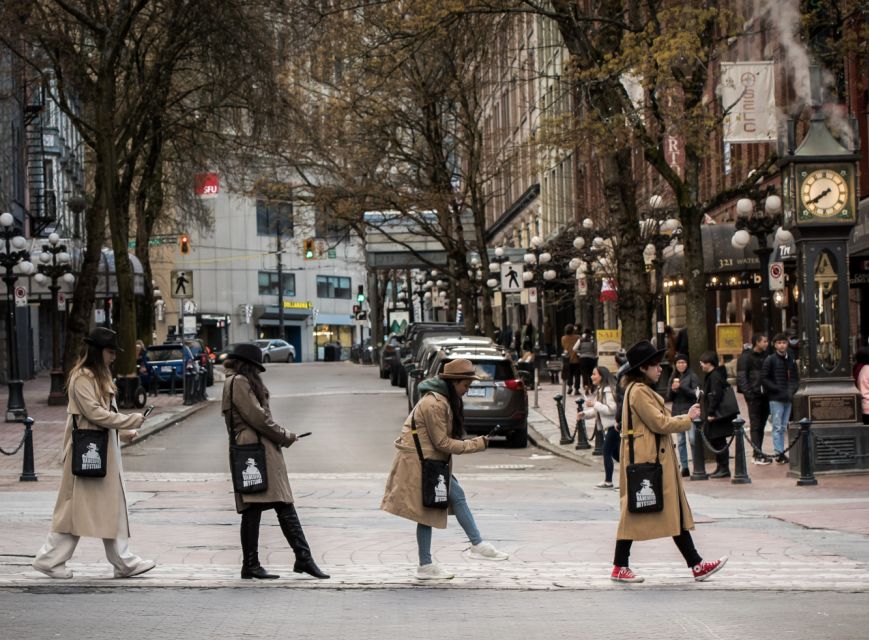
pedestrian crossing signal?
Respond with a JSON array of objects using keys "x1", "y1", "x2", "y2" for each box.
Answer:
[
  {"x1": 179, "y1": 234, "x2": 190, "y2": 255},
  {"x1": 304, "y1": 238, "x2": 315, "y2": 259}
]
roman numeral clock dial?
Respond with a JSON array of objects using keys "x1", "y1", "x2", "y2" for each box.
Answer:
[{"x1": 799, "y1": 168, "x2": 850, "y2": 219}]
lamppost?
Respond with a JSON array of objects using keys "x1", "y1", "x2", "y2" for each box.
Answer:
[
  {"x1": 486, "y1": 247, "x2": 510, "y2": 342},
  {"x1": 730, "y1": 188, "x2": 789, "y2": 336},
  {"x1": 523, "y1": 236, "x2": 556, "y2": 407},
  {"x1": 0, "y1": 212, "x2": 35, "y2": 422},
  {"x1": 646, "y1": 196, "x2": 684, "y2": 350},
  {"x1": 34, "y1": 233, "x2": 74, "y2": 405},
  {"x1": 569, "y1": 218, "x2": 610, "y2": 332}
]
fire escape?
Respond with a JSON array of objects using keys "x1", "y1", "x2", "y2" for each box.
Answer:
[{"x1": 24, "y1": 80, "x2": 55, "y2": 237}]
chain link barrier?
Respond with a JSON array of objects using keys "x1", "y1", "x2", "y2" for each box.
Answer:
[
  {"x1": 0, "y1": 430, "x2": 26, "y2": 456},
  {"x1": 737, "y1": 427, "x2": 804, "y2": 460},
  {"x1": 697, "y1": 427, "x2": 736, "y2": 455}
]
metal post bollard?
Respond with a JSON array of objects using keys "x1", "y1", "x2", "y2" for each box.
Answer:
[
  {"x1": 574, "y1": 397, "x2": 591, "y2": 450},
  {"x1": 19, "y1": 416, "x2": 37, "y2": 482},
  {"x1": 170, "y1": 369, "x2": 178, "y2": 396},
  {"x1": 731, "y1": 416, "x2": 751, "y2": 485},
  {"x1": 591, "y1": 401, "x2": 604, "y2": 456},
  {"x1": 183, "y1": 372, "x2": 195, "y2": 406},
  {"x1": 690, "y1": 417, "x2": 708, "y2": 481},
  {"x1": 554, "y1": 394, "x2": 574, "y2": 445},
  {"x1": 797, "y1": 417, "x2": 818, "y2": 487}
]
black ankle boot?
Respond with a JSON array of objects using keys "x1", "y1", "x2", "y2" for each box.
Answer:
[
  {"x1": 277, "y1": 504, "x2": 330, "y2": 580},
  {"x1": 240, "y1": 510, "x2": 279, "y2": 580},
  {"x1": 709, "y1": 466, "x2": 731, "y2": 479}
]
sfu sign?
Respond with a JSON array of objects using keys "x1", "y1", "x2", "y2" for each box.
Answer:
[{"x1": 195, "y1": 173, "x2": 220, "y2": 198}]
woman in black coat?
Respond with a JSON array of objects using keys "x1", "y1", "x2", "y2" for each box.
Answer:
[{"x1": 699, "y1": 351, "x2": 734, "y2": 478}]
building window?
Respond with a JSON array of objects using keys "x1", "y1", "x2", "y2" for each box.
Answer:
[
  {"x1": 256, "y1": 199, "x2": 294, "y2": 237},
  {"x1": 316, "y1": 275, "x2": 351, "y2": 299},
  {"x1": 258, "y1": 271, "x2": 296, "y2": 296}
]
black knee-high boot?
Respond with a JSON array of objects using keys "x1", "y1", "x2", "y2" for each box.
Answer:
[
  {"x1": 240, "y1": 507, "x2": 279, "y2": 579},
  {"x1": 276, "y1": 503, "x2": 330, "y2": 579}
]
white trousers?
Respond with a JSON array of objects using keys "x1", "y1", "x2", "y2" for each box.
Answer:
[{"x1": 34, "y1": 532, "x2": 145, "y2": 576}]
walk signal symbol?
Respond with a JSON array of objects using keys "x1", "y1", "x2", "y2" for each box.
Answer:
[
  {"x1": 179, "y1": 234, "x2": 190, "y2": 255},
  {"x1": 303, "y1": 238, "x2": 315, "y2": 259}
]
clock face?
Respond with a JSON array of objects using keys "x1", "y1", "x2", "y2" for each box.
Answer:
[{"x1": 800, "y1": 169, "x2": 849, "y2": 217}]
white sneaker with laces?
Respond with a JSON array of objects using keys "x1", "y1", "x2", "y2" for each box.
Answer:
[
  {"x1": 469, "y1": 541, "x2": 509, "y2": 561},
  {"x1": 416, "y1": 563, "x2": 455, "y2": 580},
  {"x1": 32, "y1": 563, "x2": 73, "y2": 579}
]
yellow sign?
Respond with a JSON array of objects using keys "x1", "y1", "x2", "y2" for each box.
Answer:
[
  {"x1": 596, "y1": 329, "x2": 622, "y2": 371},
  {"x1": 596, "y1": 329, "x2": 621, "y2": 344},
  {"x1": 715, "y1": 323, "x2": 743, "y2": 356},
  {"x1": 282, "y1": 300, "x2": 313, "y2": 310}
]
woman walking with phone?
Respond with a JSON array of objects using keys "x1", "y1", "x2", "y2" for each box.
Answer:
[
  {"x1": 381, "y1": 359, "x2": 509, "y2": 580},
  {"x1": 610, "y1": 340, "x2": 728, "y2": 584},
  {"x1": 33, "y1": 328, "x2": 154, "y2": 579},
  {"x1": 223, "y1": 343, "x2": 328, "y2": 580}
]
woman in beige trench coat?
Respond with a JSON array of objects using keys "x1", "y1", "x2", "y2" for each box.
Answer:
[
  {"x1": 381, "y1": 359, "x2": 508, "y2": 580},
  {"x1": 222, "y1": 343, "x2": 328, "y2": 580},
  {"x1": 33, "y1": 328, "x2": 153, "y2": 579},
  {"x1": 610, "y1": 340, "x2": 728, "y2": 584}
]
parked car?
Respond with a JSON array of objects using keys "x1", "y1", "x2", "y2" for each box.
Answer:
[
  {"x1": 390, "y1": 322, "x2": 464, "y2": 388},
  {"x1": 379, "y1": 333, "x2": 403, "y2": 379},
  {"x1": 405, "y1": 336, "x2": 496, "y2": 409},
  {"x1": 184, "y1": 338, "x2": 214, "y2": 386},
  {"x1": 145, "y1": 343, "x2": 195, "y2": 387},
  {"x1": 255, "y1": 339, "x2": 296, "y2": 363},
  {"x1": 411, "y1": 349, "x2": 529, "y2": 447}
]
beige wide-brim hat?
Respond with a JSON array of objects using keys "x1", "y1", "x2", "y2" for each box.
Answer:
[{"x1": 439, "y1": 358, "x2": 482, "y2": 380}]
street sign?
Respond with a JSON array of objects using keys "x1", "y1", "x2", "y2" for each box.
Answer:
[
  {"x1": 528, "y1": 287, "x2": 538, "y2": 304},
  {"x1": 769, "y1": 261, "x2": 784, "y2": 291},
  {"x1": 183, "y1": 316, "x2": 197, "y2": 335},
  {"x1": 57, "y1": 292, "x2": 66, "y2": 311},
  {"x1": 501, "y1": 262, "x2": 523, "y2": 292},
  {"x1": 170, "y1": 270, "x2": 193, "y2": 298},
  {"x1": 14, "y1": 286, "x2": 27, "y2": 307},
  {"x1": 577, "y1": 273, "x2": 588, "y2": 296}
]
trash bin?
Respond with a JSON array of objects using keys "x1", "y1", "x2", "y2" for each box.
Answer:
[{"x1": 324, "y1": 344, "x2": 337, "y2": 362}]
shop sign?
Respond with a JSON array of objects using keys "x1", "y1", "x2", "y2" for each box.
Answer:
[
  {"x1": 282, "y1": 300, "x2": 313, "y2": 309},
  {"x1": 715, "y1": 323, "x2": 743, "y2": 356}
]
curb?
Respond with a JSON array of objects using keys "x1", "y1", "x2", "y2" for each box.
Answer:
[
  {"x1": 527, "y1": 416, "x2": 594, "y2": 467},
  {"x1": 122, "y1": 399, "x2": 215, "y2": 448}
]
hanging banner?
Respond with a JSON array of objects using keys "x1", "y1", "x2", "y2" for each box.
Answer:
[
  {"x1": 718, "y1": 62, "x2": 777, "y2": 143},
  {"x1": 194, "y1": 173, "x2": 220, "y2": 198}
]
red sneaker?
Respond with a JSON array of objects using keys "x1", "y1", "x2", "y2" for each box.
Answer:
[
  {"x1": 692, "y1": 556, "x2": 728, "y2": 582},
  {"x1": 610, "y1": 566, "x2": 644, "y2": 583}
]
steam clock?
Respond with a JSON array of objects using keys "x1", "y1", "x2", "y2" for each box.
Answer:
[{"x1": 780, "y1": 104, "x2": 864, "y2": 473}]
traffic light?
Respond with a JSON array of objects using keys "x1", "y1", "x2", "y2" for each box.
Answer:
[
  {"x1": 303, "y1": 238, "x2": 315, "y2": 259},
  {"x1": 179, "y1": 234, "x2": 190, "y2": 255},
  {"x1": 356, "y1": 284, "x2": 365, "y2": 304},
  {"x1": 352, "y1": 304, "x2": 360, "y2": 314}
]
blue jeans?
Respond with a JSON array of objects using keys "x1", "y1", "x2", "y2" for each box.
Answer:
[
  {"x1": 677, "y1": 425, "x2": 696, "y2": 469},
  {"x1": 416, "y1": 476, "x2": 482, "y2": 566},
  {"x1": 769, "y1": 400, "x2": 792, "y2": 454}
]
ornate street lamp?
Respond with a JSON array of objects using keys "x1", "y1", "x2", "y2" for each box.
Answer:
[
  {"x1": 0, "y1": 213, "x2": 36, "y2": 422},
  {"x1": 486, "y1": 246, "x2": 510, "y2": 341},
  {"x1": 34, "y1": 233, "x2": 75, "y2": 405},
  {"x1": 523, "y1": 236, "x2": 556, "y2": 407},
  {"x1": 730, "y1": 188, "x2": 788, "y2": 336},
  {"x1": 570, "y1": 217, "x2": 611, "y2": 332},
  {"x1": 646, "y1": 198, "x2": 685, "y2": 349}
]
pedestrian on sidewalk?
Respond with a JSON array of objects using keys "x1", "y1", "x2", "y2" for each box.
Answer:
[
  {"x1": 855, "y1": 347, "x2": 869, "y2": 425},
  {"x1": 560, "y1": 324, "x2": 581, "y2": 394},
  {"x1": 667, "y1": 354, "x2": 699, "y2": 476},
  {"x1": 381, "y1": 359, "x2": 508, "y2": 580},
  {"x1": 33, "y1": 328, "x2": 155, "y2": 580},
  {"x1": 610, "y1": 340, "x2": 727, "y2": 584},
  {"x1": 223, "y1": 343, "x2": 329, "y2": 580},
  {"x1": 762, "y1": 334, "x2": 799, "y2": 464},
  {"x1": 699, "y1": 351, "x2": 734, "y2": 479},
  {"x1": 577, "y1": 366, "x2": 618, "y2": 488},
  {"x1": 736, "y1": 334, "x2": 772, "y2": 464},
  {"x1": 575, "y1": 328, "x2": 598, "y2": 394}
]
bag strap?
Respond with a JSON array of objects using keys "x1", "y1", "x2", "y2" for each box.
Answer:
[
  {"x1": 226, "y1": 376, "x2": 261, "y2": 444},
  {"x1": 626, "y1": 383, "x2": 661, "y2": 466},
  {"x1": 410, "y1": 408, "x2": 425, "y2": 463}
]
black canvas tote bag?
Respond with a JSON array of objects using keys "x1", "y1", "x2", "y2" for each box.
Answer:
[
  {"x1": 410, "y1": 410, "x2": 450, "y2": 509},
  {"x1": 226, "y1": 378, "x2": 268, "y2": 494},
  {"x1": 71, "y1": 415, "x2": 109, "y2": 478},
  {"x1": 624, "y1": 384, "x2": 664, "y2": 514}
]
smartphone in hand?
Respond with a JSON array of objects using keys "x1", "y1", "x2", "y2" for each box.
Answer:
[
  {"x1": 486, "y1": 425, "x2": 503, "y2": 438},
  {"x1": 297, "y1": 432, "x2": 312, "y2": 438},
  {"x1": 143, "y1": 405, "x2": 155, "y2": 418}
]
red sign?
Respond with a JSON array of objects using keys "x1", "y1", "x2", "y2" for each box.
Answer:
[{"x1": 194, "y1": 173, "x2": 220, "y2": 198}]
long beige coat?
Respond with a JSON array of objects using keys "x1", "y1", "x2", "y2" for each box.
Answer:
[
  {"x1": 617, "y1": 382, "x2": 695, "y2": 541},
  {"x1": 51, "y1": 369, "x2": 141, "y2": 539},
  {"x1": 223, "y1": 373, "x2": 295, "y2": 512},
  {"x1": 381, "y1": 391, "x2": 486, "y2": 529}
]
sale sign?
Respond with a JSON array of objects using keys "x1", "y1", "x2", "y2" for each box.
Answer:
[{"x1": 194, "y1": 173, "x2": 220, "y2": 198}]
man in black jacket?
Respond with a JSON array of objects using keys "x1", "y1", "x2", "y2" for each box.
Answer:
[
  {"x1": 761, "y1": 333, "x2": 800, "y2": 464},
  {"x1": 736, "y1": 334, "x2": 771, "y2": 465},
  {"x1": 699, "y1": 351, "x2": 734, "y2": 478}
]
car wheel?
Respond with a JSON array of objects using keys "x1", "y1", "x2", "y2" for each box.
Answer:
[
  {"x1": 263, "y1": 354, "x2": 271, "y2": 363},
  {"x1": 507, "y1": 430, "x2": 528, "y2": 448}
]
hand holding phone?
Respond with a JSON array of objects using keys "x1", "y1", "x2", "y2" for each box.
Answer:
[
  {"x1": 297, "y1": 432, "x2": 312, "y2": 438},
  {"x1": 486, "y1": 425, "x2": 503, "y2": 438},
  {"x1": 143, "y1": 405, "x2": 155, "y2": 418}
]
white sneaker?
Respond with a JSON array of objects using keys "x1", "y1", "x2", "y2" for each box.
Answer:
[
  {"x1": 469, "y1": 541, "x2": 509, "y2": 561},
  {"x1": 114, "y1": 560, "x2": 156, "y2": 579},
  {"x1": 416, "y1": 563, "x2": 454, "y2": 580},
  {"x1": 32, "y1": 563, "x2": 73, "y2": 579}
]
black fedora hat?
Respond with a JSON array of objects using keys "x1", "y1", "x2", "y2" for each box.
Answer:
[
  {"x1": 624, "y1": 340, "x2": 665, "y2": 375},
  {"x1": 226, "y1": 343, "x2": 266, "y2": 372},
  {"x1": 84, "y1": 327, "x2": 123, "y2": 351}
]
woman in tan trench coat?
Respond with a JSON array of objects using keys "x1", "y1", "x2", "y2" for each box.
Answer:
[
  {"x1": 381, "y1": 359, "x2": 508, "y2": 580},
  {"x1": 222, "y1": 343, "x2": 328, "y2": 580},
  {"x1": 33, "y1": 328, "x2": 153, "y2": 579},
  {"x1": 610, "y1": 340, "x2": 728, "y2": 584}
]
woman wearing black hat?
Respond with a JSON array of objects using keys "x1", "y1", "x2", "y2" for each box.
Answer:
[
  {"x1": 222, "y1": 343, "x2": 329, "y2": 580},
  {"x1": 610, "y1": 340, "x2": 727, "y2": 584},
  {"x1": 33, "y1": 328, "x2": 155, "y2": 579}
]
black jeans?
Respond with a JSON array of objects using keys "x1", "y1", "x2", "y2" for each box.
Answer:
[
  {"x1": 746, "y1": 396, "x2": 770, "y2": 456},
  {"x1": 603, "y1": 426, "x2": 620, "y2": 482},
  {"x1": 579, "y1": 358, "x2": 596, "y2": 390},
  {"x1": 614, "y1": 530, "x2": 702, "y2": 568},
  {"x1": 566, "y1": 362, "x2": 581, "y2": 391}
]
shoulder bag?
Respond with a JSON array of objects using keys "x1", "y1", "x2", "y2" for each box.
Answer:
[
  {"x1": 226, "y1": 378, "x2": 268, "y2": 494},
  {"x1": 714, "y1": 383, "x2": 739, "y2": 422},
  {"x1": 624, "y1": 384, "x2": 664, "y2": 514},
  {"x1": 410, "y1": 410, "x2": 450, "y2": 509},
  {"x1": 71, "y1": 414, "x2": 109, "y2": 478}
]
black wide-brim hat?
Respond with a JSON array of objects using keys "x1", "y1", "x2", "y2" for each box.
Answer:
[
  {"x1": 624, "y1": 340, "x2": 666, "y2": 375},
  {"x1": 227, "y1": 343, "x2": 266, "y2": 372},
  {"x1": 83, "y1": 327, "x2": 123, "y2": 351}
]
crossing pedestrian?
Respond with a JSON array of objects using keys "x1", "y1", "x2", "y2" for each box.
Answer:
[
  {"x1": 223, "y1": 343, "x2": 329, "y2": 580},
  {"x1": 576, "y1": 366, "x2": 618, "y2": 488},
  {"x1": 667, "y1": 354, "x2": 699, "y2": 476},
  {"x1": 736, "y1": 334, "x2": 772, "y2": 464},
  {"x1": 610, "y1": 340, "x2": 727, "y2": 584},
  {"x1": 33, "y1": 328, "x2": 154, "y2": 580},
  {"x1": 699, "y1": 351, "x2": 734, "y2": 479},
  {"x1": 762, "y1": 334, "x2": 799, "y2": 464},
  {"x1": 381, "y1": 358, "x2": 508, "y2": 580}
]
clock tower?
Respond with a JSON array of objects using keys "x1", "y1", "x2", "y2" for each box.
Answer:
[{"x1": 779, "y1": 102, "x2": 864, "y2": 473}]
